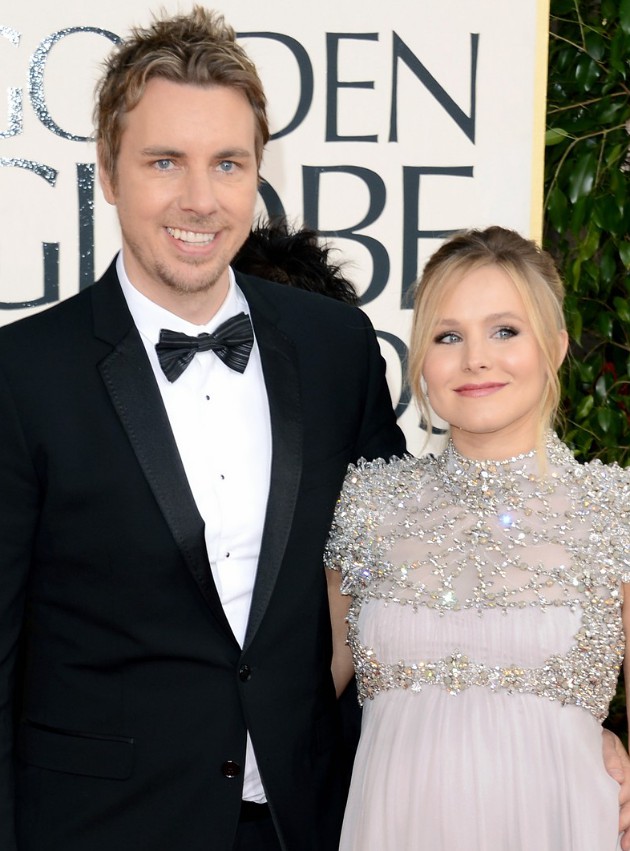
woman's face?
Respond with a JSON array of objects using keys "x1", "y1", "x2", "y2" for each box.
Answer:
[{"x1": 421, "y1": 264, "x2": 562, "y2": 459}]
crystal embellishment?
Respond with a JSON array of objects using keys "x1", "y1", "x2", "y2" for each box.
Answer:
[{"x1": 325, "y1": 433, "x2": 630, "y2": 721}]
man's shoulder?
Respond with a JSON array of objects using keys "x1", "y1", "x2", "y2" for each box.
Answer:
[
  {"x1": 0, "y1": 288, "x2": 90, "y2": 343},
  {"x1": 0, "y1": 261, "x2": 119, "y2": 345}
]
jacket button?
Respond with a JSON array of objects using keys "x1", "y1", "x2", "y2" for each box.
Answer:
[
  {"x1": 221, "y1": 761, "x2": 241, "y2": 778},
  {"x1": 239, "y1": 664, "x2": 252, "y2": 682}
]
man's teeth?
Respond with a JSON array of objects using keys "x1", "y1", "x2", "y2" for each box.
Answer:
[{"x1": 167, "y1": 227, "x2": 215, "y2": 244}]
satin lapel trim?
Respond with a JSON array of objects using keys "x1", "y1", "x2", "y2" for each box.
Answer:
[
  {"x1": 240, "y1": 285, "x2": 303, "y2": 650},
  {"x1": 97, "y1": 318, "x2": 237, "y2": 643}
]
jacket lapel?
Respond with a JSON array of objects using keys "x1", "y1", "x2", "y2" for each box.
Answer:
[
  {"x1": 91, "y1": 263, "x2": 237, "y2": 643},
  {"x1": 237, "y1": 274, "x2": 303, "y2": 650}
]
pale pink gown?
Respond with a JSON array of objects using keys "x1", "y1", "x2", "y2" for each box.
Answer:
[{"x1": 326, "y1": 436, "x2": 627, "y2": 850}]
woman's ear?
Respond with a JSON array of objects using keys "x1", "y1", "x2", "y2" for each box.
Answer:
[{"x1": 556, "y1": 329, "x2": 569, "y2": 368}]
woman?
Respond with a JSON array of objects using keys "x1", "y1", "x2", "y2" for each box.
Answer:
[{"x1": 325, "y1": 226, "x2": 629, "y2": 849}]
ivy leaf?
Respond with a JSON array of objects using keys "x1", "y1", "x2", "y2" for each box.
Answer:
[
  {"x1": 620, "y1": 242, "x2": 630, "y2": 268},
  {"x1": 610, "y1": 28, "x2": 629, "y2": 73},
  {"x1": 547, "y1": 185, "x2": 569, "y2": 232},
  {"x1": 606, "y1": 143, "x2": 624, "y2": 168},
  {"x1": 567, "y1": 153, "x2": 596, "y2": 203},
  {"x1": 595, "y1": 374, "x2": 610, "y2": 399},
  {"x1": 576, "y1": 358, "x2": 595, "y2": 383},
  {"x1": 575, "y1": 394, "x2": 594, "y2": 420},
  {"x1": 569, "y1": 195, "x2": 591, "y2": 233},
  {"x1": 593, "y1": 195, "x2": 624, "y2": 235},
  {"x1": 620, "y1": 0, "x2": 630, "y2": 35},
  {"x1": 596, "y1": 100, "x2": 626, "y2": 124},
  {"x1": 600, "y1": 247, "x2": 616, "y2": 285},
  {"x1": 613, "y1": 171, "x2": 629, "y2": 209},
  {"x1": 575, "y1": 55, "x2": 600, "y2": 90},
  {"x1": 585, "y1": 30, "x2": 606, "y2": 60},
  {"x1": 597, "y1": 312, "x2": 615, "y2": 339},
  {"x1": 597, "y1": 407, "x2": 613, "y2": 433},
  {"x1": 614, "y1": 297, "x2": 630, "y2": 324},
  {"x1": 568, "y1": 309, "x2": 583, "y2": 344},
  {"x1": 578, "y1": 225, "x2": 600, "y2": 261},
  {"x1": 545, "y1": 128, "x2": 571, "y2": 146}
]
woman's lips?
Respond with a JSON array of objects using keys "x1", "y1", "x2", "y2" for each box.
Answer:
[{"x1": 454, "y1": 382, "x2": 507, "y2": 398}]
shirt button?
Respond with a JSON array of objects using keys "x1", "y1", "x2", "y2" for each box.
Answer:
[
  {"x1": 225, "y1": 552, "x2": 230, "y2": 558},
  {"x1": 221, "y1": 761, "x2": 241, "y2": 778},
  {"x1": 239, "y1": 665, "x2": 252, "y2": 682}
]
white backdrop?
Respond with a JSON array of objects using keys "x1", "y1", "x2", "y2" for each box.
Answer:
[{"x1": 0, "y1": 0, "x2": 550, "y2": 454}]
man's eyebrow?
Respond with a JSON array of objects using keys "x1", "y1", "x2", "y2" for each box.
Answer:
[
  {"x1": 139, "y1": 147, "x2": 254, "y2": 159},
  {"x1": 214, "y1": 148, "x2": 255, "y2": 159},
  {"x1": 140, "y1": 147, "x2": 184, "y2": 158}
]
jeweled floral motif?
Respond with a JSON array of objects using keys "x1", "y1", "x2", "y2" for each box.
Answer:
[{"x1": 325, "y1": 433, "x2": 630, "y2": 721}]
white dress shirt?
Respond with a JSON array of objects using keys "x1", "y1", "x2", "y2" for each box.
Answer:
[{"x1": 117, "y1": 253, "x2": 271, "y2": 802}]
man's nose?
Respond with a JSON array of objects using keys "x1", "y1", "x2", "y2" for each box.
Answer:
[{"x1": 179, "y1": 168, "x2": 220, "y2": 217}]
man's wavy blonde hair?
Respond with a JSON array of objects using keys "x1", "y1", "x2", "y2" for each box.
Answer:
[{"x1": 94, "y1": 6, "x2": 269, "y2": 183}]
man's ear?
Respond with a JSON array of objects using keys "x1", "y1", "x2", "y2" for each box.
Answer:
[{"x1": 97, "y1": 143, "x2": 116, "y2": 206}]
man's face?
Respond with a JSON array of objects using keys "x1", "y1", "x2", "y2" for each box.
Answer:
[{"x1": 100, "y1": 78, "x2": 259, "y2": 320}]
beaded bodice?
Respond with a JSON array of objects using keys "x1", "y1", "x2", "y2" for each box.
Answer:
[{"x1": 325, "y1": 433, "x2": 630, "y2": 720}]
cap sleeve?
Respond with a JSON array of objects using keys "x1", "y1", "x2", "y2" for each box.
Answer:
[
  {"x1": 324, "y1": 457, "x2": 386, "y2": 594},
  {"x1": 610, "y1": 465, "x2": 630, "y2": 584},
  {"x1": 589, "y1": 459, "x2": 630, "y2": 584}
]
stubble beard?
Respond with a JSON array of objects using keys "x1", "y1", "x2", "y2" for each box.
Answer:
[
  {"x1": 125, "y1": 230, "x2": 235, "y2": 299},
  {"x1": 153, "y1": 255, "x2": 225, "y2": 296}
]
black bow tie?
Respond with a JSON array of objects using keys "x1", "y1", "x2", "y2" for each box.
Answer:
[{"x1": 155, "y1": 312, "x2": 254, "y2": 382}]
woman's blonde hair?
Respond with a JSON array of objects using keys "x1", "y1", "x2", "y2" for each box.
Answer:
[
  {"x1": 95, "y1": 6, "x2": 269, "y2": 183},
  {"x1": 408, "y1": 226, "x2": 567, "y2": 449}
]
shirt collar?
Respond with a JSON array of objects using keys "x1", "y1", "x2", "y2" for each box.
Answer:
[{"x1": 116, "y1": 251, "x2": 249, "y2": 346}]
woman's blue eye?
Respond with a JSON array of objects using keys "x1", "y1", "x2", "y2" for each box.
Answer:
[{"x1": 496, "y1": 327, "x2": 517, "y2": 339}]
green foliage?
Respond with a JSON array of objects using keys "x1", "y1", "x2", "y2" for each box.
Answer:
[
  {"x1": 545, "y1": 0, "x2": 630, "y2": 464},
  {"x1": 544, "y1": 0, "x2": 630, "y2": 743}
]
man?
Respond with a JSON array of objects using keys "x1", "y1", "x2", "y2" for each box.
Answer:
[
  {"x1": 0, "y1": 8, "x2": 404, "y2": 851},
  {"x1": 0, "y1": 8, "x2": 627, "y2": 851}
]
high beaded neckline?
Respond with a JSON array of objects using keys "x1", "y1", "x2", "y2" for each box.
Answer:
[
  {"x1": 445, "y1": 440, "x2": 537, "y2": 469},
  {"x1": 439, "y1": 431, "x2": 572, "y2": 477},
  {"x1": 433, "y1": 431, "x2": 574, "y2": 514}
]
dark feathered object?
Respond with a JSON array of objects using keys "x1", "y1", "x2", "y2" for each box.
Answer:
[{"x1": 233, "y1": 217, "x2": 359, "y2": 306}]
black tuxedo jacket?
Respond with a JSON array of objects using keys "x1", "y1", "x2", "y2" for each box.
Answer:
[{"x1": 0, "y1": 260, "x2": 405, "y2": 851}]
